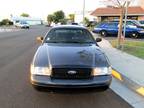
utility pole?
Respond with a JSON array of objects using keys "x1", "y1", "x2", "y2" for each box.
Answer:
[
  {"x1": 122, "y1": 1, "x2": 131, "y2": 50},
  {"x1": 83, "y1": 0, "x2": 85, "y2": 23},
  {"x1": 123, "y1": 1, "x2": 129, "y2": 38}
]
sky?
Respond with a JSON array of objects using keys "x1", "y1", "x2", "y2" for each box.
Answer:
[
  {"x1": 0, "y1": 0, "x2": 139, "y2": 20},
  {"x1": 0, "y1": 0, "x2": 103, "y2": 20}
]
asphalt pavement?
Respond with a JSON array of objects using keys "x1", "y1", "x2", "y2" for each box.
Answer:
[{"x1": 0, "y1": 25, "x2": 132, "y2": 108}]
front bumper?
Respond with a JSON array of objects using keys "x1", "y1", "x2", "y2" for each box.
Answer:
[{"x1": 31, "y1": 75, "x2": 112, "y2": 89}]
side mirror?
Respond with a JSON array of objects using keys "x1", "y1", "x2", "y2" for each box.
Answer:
[
  {"x1": 96, "y1": 38, "x2": 102, "y2": 42},
  {"x1": 36, "y1": 36, "x2": 43, "y2": 43}
]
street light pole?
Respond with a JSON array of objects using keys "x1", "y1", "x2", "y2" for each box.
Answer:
[
  {"x1": 122, "y1": 0, "x2": 130, "y2": 50},
  {"x1": 123, "y1": 1, "x2": 130, "y2": 38},
  {"x1": 83, "y1": 0, "x2": 85, "y2": 23}
]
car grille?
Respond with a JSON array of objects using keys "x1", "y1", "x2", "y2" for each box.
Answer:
[{"x1": 51, "y1": 68, "x2": 92, "y2": 79}]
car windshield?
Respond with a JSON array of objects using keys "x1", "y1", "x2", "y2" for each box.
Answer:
[
  {"x1": 139, "y1": 21, "x2": 144, "y2": 24},
  {"x1": 45, "y1": 28, "x2": 95, "y2": 43},
  {"x1": 132, "y1": 20, "x2": 141, "y2": 26}
]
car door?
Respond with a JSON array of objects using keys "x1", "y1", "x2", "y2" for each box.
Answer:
[
  {"x1": 125, "y1": 22, "x2": 138, "y2": 35},
  {"x1": 105, "y1": 22, "x2": 118, "y2": 35}
]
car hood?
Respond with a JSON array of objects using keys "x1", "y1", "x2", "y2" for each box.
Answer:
[{"x1": 33, "y1": 43, "x2": 109, "y2": 68}]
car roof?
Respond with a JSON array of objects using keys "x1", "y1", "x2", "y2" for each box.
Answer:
[
  {"x1": 52, "y1": 25, "x2": 87, "y2": 29},
  {"x1": 112, "y1": 19, "x2": 138, "y2": 22}
]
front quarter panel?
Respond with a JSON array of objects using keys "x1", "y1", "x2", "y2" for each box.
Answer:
[{"x1": 32, "y1": 45, "x2": 49, "y2": 67}]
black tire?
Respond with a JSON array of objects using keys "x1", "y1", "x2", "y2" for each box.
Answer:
[
  {"x1": 97, "y1": 86, "x2": 109, "y2": 92},
  {"x1": 102, "y1": 86, "x2": 109, "y2": 91},
  {"x1": 33, "y1": 85, "x2": 43, "y2": 91},
  {"x1": 100, "y1": 30, "x2": 107, "y2": 37},
  {"x1": 130, "y1": 32, "x2": 139, "y2": 38}
]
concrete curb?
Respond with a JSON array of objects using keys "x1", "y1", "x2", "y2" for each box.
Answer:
[
  {"x1": 91, "y1": 32, "x2": 144, "y2": 97},
  {"x1": 112, "y1": 68, "x2": 144, "y2": 97}
]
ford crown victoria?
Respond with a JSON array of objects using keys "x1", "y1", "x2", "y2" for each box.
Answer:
[{"x1": 30, "y1": 25, "x2": 112, "y2": 92}]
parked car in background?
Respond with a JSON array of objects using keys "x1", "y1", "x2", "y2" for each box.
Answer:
[
  {"x1": 112, "y1": 19, "x2": 144, "y2": 28},
  {"x1": 15, "y1": 21, "x2": 30, "y2": 29},
  {"x1": 30, "y1": 25, "x2": 112, "y2": 92},
  {"x1": 71, "y1": 22, "x2": 79, "y2": 25},
  {"x1": 139, "y1": 20, "x2": 144, "y2": 26},
  {"x1": 93, "y1": 22, "x2": 144, "y2": 38}
]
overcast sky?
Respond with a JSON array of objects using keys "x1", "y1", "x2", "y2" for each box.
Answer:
[
  {"x1": 0, "y1": 0, "x2": 103, "y2": 19},
  {"x1": 0, "y1": 0, "x2": 139, "y2": 20}
]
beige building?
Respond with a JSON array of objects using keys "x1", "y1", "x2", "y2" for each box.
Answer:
[{"x1": 91, "y1": 6, "x2": 144, "y2": 22}]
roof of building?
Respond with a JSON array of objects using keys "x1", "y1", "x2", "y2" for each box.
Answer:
[{"x1": 91, "y1": 6, "x2": 144, "y2": 16}]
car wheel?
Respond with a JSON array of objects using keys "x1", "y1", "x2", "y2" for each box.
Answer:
[
  {"x1": 33, "y1": 85, "x2": 43, "y2": 91},
  {"x1": 131, "y1": 32, "x2": 139, "y2": 38},
  {"x1": 98, "y1": 86, "x2": 109, "y2": 92},
  {"x1": 100, "y1": 30, "x2": 107, "y2": 37}
]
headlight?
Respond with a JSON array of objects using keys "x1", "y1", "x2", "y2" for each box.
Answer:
[
  {"x1": 92, "y1": 67, "x2": 111, "y2": 76},
  {"x1": 30, "y1": 65, "x2": 51, "y2": 76}
]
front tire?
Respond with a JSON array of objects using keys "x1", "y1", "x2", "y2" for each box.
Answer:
[
  {"x1": 33, "y1": 85, "x2": 43, "y2": 91},
  {"x1": 131, "y1": 32, "x2": 139, "y2": 38},
  {"x1": 100, "y1": 30, "x2": 107, "y2": 37}
]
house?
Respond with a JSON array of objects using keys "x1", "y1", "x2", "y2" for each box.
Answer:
[{"x1": 91, "y1": 6, "x2": 144, "y2": 22}]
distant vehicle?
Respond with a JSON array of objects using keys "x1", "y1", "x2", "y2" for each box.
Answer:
[
  {"x1": 15, "y1": 21, "x2": 30, "y2": 29},
  {"x1": 30, "y1": 25, "x2": 112, "y2": 92},
  {"x1": 139, "y1": 20, "x2": 144, "y2": 26},
  {"x1": 93, "y1": 22, "x2": 144, "y2": 38},
  {"x1": 71, "y1": 22, "x2": 79, "y2": 25}
]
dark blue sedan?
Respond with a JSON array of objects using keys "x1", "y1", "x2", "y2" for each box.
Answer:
[
  {"x1": 93, "y1": 22, "x2": 144, "y2": 38},
  {"x1": 30, "y1": 25, "x2": 112, "y2": 92}
]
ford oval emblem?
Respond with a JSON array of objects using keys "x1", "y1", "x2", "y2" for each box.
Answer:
[{"x1": 67, "y1": 70, "x2": 77, "y2": 75}]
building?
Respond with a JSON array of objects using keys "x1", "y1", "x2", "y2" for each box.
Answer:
[
  {"x1": 91, "y1": 6, "x2": 144, "y2": 22},
  {"x1": 11, "y1": 16, "x2": 43, "y2": 25}
]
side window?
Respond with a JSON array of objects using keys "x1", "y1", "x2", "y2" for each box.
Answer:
[
  {"x1": 103, "y1": 23, "x2": 109, "y2": 27},
  {"x1": 96, "y1": 23, "x2": 105, "y2": 27},
  {"x1": 126, "y1": 21, "x2": 135, "y2": 26},
  {"x1": 107, "y1": 23, "x2": 118, "y2": 28}
]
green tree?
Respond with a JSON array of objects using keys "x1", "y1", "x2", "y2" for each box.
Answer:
[
  {"x1": 0, "y1": 19, "x2": 13, "y2": 25},
  {"x1": 84, "y1": 17, "x2": 90, "y2": 26},
  {"x1": 59, "y1": 19, "x2": 67, "y2": 25},
  {"x1": 21, "y1": 13, "x2": 30, "y2": 17},
  {"x1": 53, "y1": 10, "x2": 65, "y2": 24},
  {"x1": 47, "y1": 14, "x2": 54, "y2": 25}
]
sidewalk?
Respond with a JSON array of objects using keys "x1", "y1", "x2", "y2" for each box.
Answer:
[
  {"x1": 98, "y1": 37, "x2": 144, "y2": 96},
  {"x1": 0, "y1": 26, "x2": 20, "y2": 33}
]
